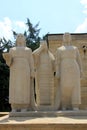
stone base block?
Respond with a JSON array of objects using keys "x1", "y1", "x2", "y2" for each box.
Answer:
[
  {"x1": 9, "y1": 110, "x2": 87, "y2": 117},
  {"x1": 0, "y1": 124, "x2": 87, "y2": 130},
  {"x1": 0, "y1": 111, "x2": 87, "y2": 130}
]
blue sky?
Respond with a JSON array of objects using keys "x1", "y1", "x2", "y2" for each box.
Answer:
[{"x1": 0, "y1": 0, "x2": 87, "y2": 40}]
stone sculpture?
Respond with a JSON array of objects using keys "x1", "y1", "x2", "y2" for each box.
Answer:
[
  {"x1": 55, "y1": 32, "x2": 83, "y2": 110},
  {"x1": 3, "y1": 33, "x2": 35, "y2": 112},
  {"x1": 33, "y1": 41, "x2": 55, "y2": 109}
]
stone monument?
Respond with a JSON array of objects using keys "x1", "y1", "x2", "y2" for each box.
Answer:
[
  {"x1": 33, "y1": 40, "x2": 55, "y2": 110},
  {"x1": 1, "y1": 33, "x2": 87, "y2": 130},
  {"x1": 55, "y1": 32, "x2": 83, "y2": 110},
  {"x1": 3, "y1": 33, "x2": 35, "y2": 112}
]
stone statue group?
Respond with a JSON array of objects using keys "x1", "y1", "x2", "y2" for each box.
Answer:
[{"x1": 3, "y1": 32, "x2": 83, "y2": 112}]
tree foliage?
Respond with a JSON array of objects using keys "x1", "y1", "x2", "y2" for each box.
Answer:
[
  {"x1": 0, "y1": 38, "x2": 13, "y2": 111},
  {"x1": 13, "y1": 18, "x2": 41, "y2": 51}
]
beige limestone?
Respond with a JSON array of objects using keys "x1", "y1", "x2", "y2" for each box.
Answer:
[
  {"x1": 0, "y1": 112, "x2": 87, "y2": 130},
  {"x1": 55, "y1": 33, "x2": 82, "y2": 110},
  {"x1": 3, "y1": 53, "x2": 12, "y2": 66},
  {"x1": 8, "y1": 110, "x2": 87, "y2": 117},
  {"x1": 3, "y1": 34, "x2": 35, "y2": 112},
  {"x1": 33, "y1": 41, "x2": 55, "y2": 109},
  {"x1": 47, "y1": 33, "x2": 87, "y2": 109}
]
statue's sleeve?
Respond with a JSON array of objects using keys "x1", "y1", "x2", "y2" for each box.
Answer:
[
  {"x1": 3, "y1": 48, "x2": 13, "y2": 67},
  {"x1": 32, "y1": 47, "x2": 42, "y2": 69},
  {"x1": 55, "y1": 49, "x2": 61, "y2": 79},
  {"x1": 29, "y1": 49, "x2": 35, "y2": 78},
  {"x1": 76, "y1": 48, "x2": 83, "y2": 77},
  {"x1": 49, "y1": 51, "x2": 55, "y2": 72},
  {"x1": 32, "y1": 50, "x2": 38, "y2": 69},
  {"x1": 52, "y1": 55, "x2": 55, "y2": 72}
]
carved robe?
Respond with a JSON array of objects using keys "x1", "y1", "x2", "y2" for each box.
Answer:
[
  {"x1": 8, "y1": 47, "x2": 34, "y2": 105},
  {"x1": 33, "y1": 49, "x2": 55, "y2": 106},
  {"x1": 55, "y1": 46, "x2": 82, "y2": 108}
]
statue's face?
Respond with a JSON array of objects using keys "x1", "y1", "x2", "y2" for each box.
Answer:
[
  {"x1": 41, "y1": 42, "x2": 48, "y2": 50},
  {"x1": 63, "y1": 33, "x2": 71, "y2": 45},
  {"x1": 16, "y1": 34, "x2": 26, "y2": 46}
]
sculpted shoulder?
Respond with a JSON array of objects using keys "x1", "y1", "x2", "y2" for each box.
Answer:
[
  {"x1": 71, "y1": 46, "x2": 78, "y2": 50},
  {"x1": 72, "y1": 46, "x2": 77, "y2": 49},
  {"x1": 25, "y1": 47, "x2": 32, "y2": 53},
  {"x1": 57, "y1": 46, "x2": 65, "y2": 51},
  {"x1": 10, "y1": 47, "x2": 16, "y2": 51},
  {"x1": 25, "y1": 47, "x2": 31, "y2": 51}
]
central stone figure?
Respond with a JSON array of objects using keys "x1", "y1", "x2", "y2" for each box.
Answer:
[{"x1": 33, "y1": 41, "x2": 55, "y2": 108}]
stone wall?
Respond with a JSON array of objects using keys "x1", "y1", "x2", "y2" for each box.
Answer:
[{"x1": 47, "y1": 33, "x2": 87, "y2": 109}]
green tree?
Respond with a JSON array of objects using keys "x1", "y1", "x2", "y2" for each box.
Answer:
[
  {"x1": 13, "y1": 18, "x2": 41, "y2": 51},
  {"x1": 0, "y1": 38, "x2": 13, "y2": 111}
]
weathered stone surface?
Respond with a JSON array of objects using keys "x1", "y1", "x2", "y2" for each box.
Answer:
[
  {"x1": 3, "y1": 34, "x2": 35, "y2": 112},
  {"x1": 55, "y1": 33, "x2": 82, "y2": 110},
  {"x1": 47, "y1": 33, "x2": 87, "y2": 109},
  {"x1": 0, "y1": 112, "x2": 87, "y2": 130},
  {"x1": 33, "y1": 41, "x2": 55, "y2": 109}
]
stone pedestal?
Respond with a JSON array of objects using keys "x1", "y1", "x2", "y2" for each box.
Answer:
[
  {"x1": 0, "y1": 111, "x2": 87, "y2": 130},
  {"x1": 9, "y1": 110, "x2": 87, "y2": 117}
]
